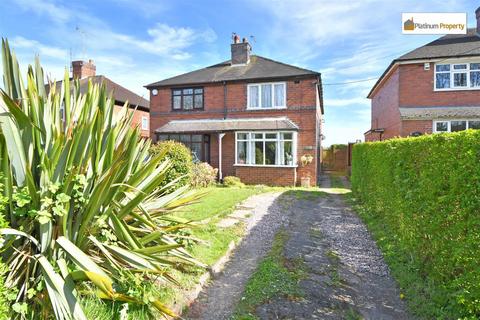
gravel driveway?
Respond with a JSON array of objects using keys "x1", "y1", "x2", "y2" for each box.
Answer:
[{"x1": 186, "y1": 175, "x2": 411, "y2": 319}]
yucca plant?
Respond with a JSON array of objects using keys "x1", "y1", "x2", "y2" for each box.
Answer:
[{"x1": 0, "y1": 39, "x2": 204, "y2": 319}]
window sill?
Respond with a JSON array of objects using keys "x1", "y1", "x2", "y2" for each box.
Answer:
[
  {"x1": 434, "y1": 87, "x2": 480, "y2": 92},
  {"x1": 246, "y1": 107, "x2": 287, "y2": 111},
  {"x1": 234, "y1": 164, "x2": 297, "y2": 168}
]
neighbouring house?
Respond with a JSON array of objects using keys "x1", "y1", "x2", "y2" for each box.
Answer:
[
  {"x1": 365, "y1": 7, "x2": 480, "y2": 141},
  {"x1": 146, "y1": 35, "x2": 323, "y2": 186},
  {"x1": 50, "y1": 60, "x2": 150, "y2": 137}
]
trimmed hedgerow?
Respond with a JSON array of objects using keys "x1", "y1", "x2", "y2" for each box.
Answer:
[
  {"x1": 149, "y1": 140, "x2": 193, "y2": 192},
  {"x1": 351, "y1": 130, "x2": 480, "y2": 319}
]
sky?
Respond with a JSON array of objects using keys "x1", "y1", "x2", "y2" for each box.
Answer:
[{"x1": 0, "y1": 0, "x2": 479, "y2": 146}]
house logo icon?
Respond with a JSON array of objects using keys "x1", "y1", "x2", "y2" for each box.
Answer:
[{"x1": 404, "y1": 18, "x2": 415, "y2": 31}]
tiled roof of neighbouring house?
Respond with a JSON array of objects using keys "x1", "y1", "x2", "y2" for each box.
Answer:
[
  {"x1": 397, "y1": 28, "x2": 480, "y2": 61},
  {"x1": 399, "y1": 106, "x2": 480, "y2": 120},
  {"x1": 49, "y1": 76, "x2": 150, "y2": 111},
  {"x1": 155, "y1": 117, "x2": 299, "y2": 133},
  {"x1": 368, "y1": 28, "x2": 480, "y2": 98},
  {"x1": 145, "y1": 55, "x2": 320, "y2": 88}
]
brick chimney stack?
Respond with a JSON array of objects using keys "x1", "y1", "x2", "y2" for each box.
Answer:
[
  {"x1": 476, "y1": 7, "x2": 480, "y2": 34},
  {"x1": 231, "y1": 34, "x2": 251, "y2": 65},
  {"x1": 71, "y1": 59, "x2": 96, "y2": 79}
]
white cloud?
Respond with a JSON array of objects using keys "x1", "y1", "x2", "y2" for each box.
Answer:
[
  {"x1": 111, "y1": 24, "x2": 217, "y2": 59},
  {"x1": 10, "y1": 36, "x2": 68, "y2": 60},
  {"x1": 10, "y1": 0, "x2": 71, "y2": 24}
]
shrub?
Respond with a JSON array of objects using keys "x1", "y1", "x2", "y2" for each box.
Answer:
[
  {"x1": 0, "y1": 40, "x2": 204, "y2": 319},
  {"x1": 223, "y1": 176, "x2": 245, "y2": 187},
  {"x1": 190, "y1": 163, "x2": 218, "y2": 188},
  {"x1": 150, "y1": 140, "x2": 193, "y2": 192},
  {"x1": 351, "y1": 130, "x2": 480, "y2": 319}
]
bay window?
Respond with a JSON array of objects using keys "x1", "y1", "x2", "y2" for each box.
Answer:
[
  {"x1": 433, "y1": 120, "x2": 480, "y2": 133},
  {"x1": 236, "y1": 132, "x2": 296, "y2": 166},
  {"x1": 435, "y1": 63, "x2": 480, "y2": 90},
  {"x1": 247, "y1": 82, "x2": 286, "y2": 109}
]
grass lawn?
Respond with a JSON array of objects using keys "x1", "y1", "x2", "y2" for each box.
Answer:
[{"x1": 159, "y1": 185, "x2": 270, "y2": 311}]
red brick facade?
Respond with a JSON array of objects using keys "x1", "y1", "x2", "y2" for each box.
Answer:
[
  {"x1": 149, "y1": 78, "x2": 322, "y2": 186},
  {"x1": 366, "y1": 61, "x2": 480, "y2": 142}
]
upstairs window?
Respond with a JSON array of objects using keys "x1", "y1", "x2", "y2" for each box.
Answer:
[
  {"x1": 435, "y1": 63, "x2": 480, "y2": 90},
  {"x1": 172, "y1": 88, "x2": 203, "y2": 111},
  {"x1": 141, "y1": 116, "x2": 148, "y2": 130},
  {"x1": 247, "y1": 82, "x2": 286, "y2": 109}
]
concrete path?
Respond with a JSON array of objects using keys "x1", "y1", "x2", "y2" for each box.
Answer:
[{"x1": 186, "y1": 175, "x2": 411, "y2": 319}]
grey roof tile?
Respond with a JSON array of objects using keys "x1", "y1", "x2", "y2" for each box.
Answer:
[
  {"x1": 145, "y1": 55, "x2": 319, "y2": 88},
  {"x1": 398, "y1": 28, "x2": 480, "y2": 61},
  {"x1": 49, "y1": 75, "x2": 149, "y2": 110},
  {"x1": 155, "y1": 117, "x2": 299, "y2": 133},
  {"x1": 399, "y1": 106, "x2": 480, "y2": 119}
]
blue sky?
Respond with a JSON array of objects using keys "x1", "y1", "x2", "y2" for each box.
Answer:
[{"x1": 1, "y1": 0, "x2": 479, "y2": 145}]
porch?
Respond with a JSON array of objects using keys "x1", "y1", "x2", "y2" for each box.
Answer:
[{"x1": 154, "y1": 118, "x2": 301, "y2": 186}]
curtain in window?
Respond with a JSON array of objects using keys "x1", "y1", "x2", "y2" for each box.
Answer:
[
  {"x1": 471, "y1": 71, "x2": 480, "y2": 87},
  {"x1": 436, "y1": 73, "x2": 450, "y2": 89},
  {"x1": 274, "y1": 84, "x2": 285, "y2": 107},
  {"x1": 249, "y1": 86, "x2": 259, "y2": 108},
  {"x1": 261, "y1": 84, "x2": 272, "y2": 108}
]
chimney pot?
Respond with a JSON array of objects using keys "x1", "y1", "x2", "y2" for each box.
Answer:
[
  {"x1": 71, "y1": 59, "x2": 96, "y2": 79},
  {"x1": 232, "y1": 33, "x2": 240, "y2": 44}
]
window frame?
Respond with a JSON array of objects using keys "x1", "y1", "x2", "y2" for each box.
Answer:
[
  {"x1": 171, "y1": 87, "x2": 204, "y2": 111},
  {"x1": 434, "y1": 61, "x2": 480, "y2": 91},
  {"x1": 234, "y1": 131, "x2": 297, "y2": 167},
  {"x1": 156, "y1": 133, "x2": 210, "y2": 162},
  {"x1": 246, "y1": 82, "x2": 287, "y2": 110},
  {"x1": 141, "y1": 116, "x2": 148, "y2": 130},
  {"x1": 433, "y1": 119, "x2": 480, "y2": 133}
]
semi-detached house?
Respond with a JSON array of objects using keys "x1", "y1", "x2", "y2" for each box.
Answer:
[
  {"x1": 146, "y1": 36, "x2": 323, "y2": 186},
  {"x1": 366, "y1": 7, "x2": 480, "y2": 141}
]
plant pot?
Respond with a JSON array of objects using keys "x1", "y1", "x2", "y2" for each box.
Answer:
[{"x1": 300, "y1": 176, "x2": 311, "y2": 188}]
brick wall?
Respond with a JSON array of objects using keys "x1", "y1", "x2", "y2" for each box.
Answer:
[
  {"x1": 149, "y1": 77, "x2": 320, "y2": 186},
  {"x1": 235, "y1": 166, "x2": 296, "y2": 186},
  {"x1": 401, "y1": 120, "x2": 432, "y2": 136},
  {"x1": 399, "y1": 63, "x2": 480, "y2": 107},
  {"x1": 114, "y1": 105, "x2": 150, "y2": 138},
  {"x1": 368, "y1": 67, "x2": 401, "y2": 141}
]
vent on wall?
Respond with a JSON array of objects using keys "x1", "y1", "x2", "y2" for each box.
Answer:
[{"x1": 424, "y1": 62, "x2": 430, "y2": 70}]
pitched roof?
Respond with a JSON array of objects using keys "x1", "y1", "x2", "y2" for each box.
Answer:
[
  {"x1": 368, "y1": 28, "x2": 480, "y2": 98},
  {"x1": 397, "y1": 28, "x2": 480, "y2": 61},
  {"x1": 145, "y1": 55, "x2": 320, "y2": 88},
  {"x1": 50, "y1": 75, "x2": 150, "y2": 111},
  {"x1": 155, "y1": 117, "x2": 299, "y2": 133},
  {"x1": 399, "y1": 106, "x2": 480, "y2": 120}
]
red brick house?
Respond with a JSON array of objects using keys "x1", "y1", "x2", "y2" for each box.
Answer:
[
  {"x1": 53, "y1": 60, "x2": 150, "y2": 137},
  {"x1": 146, "y1": 37, "x2": 323, "y2": 186},
  {"x1": 365, "y1": 7, "x2": 480, "y2": 141}
]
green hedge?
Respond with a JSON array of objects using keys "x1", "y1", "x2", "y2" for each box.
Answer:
[
  {"x1": 149, "y1": 140, "x2": 193, "y2": 192},
  {"x1": 351, "y1": 130, "x2": 480, "y2": 319}
]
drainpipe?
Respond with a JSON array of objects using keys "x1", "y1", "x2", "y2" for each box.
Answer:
[
  {"x1": 218, "y1": 133, "x2": 225, "y2": 181},
  {"x1": 223, "y1": 81, "x2": 227, "y2": 119}
]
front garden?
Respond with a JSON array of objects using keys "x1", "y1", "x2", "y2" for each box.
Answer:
[{"x1": 0, "y1": 39, "x2": 270, "y2": 319}]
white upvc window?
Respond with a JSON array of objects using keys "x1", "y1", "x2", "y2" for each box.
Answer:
[
  {"x1": 235, "y1": 131, "x2": 297, "y2": 167},
  {"x1": 433, "y1": 119, "x2": 480, "y2": 133},
  {"x1": 247, "y1": 82, "x2": 286, "y2": 109},
  {"x1": 434, "y1": 62, "x2": 480, "y2": 90},
  {"x1": 141, "y1": 116, "x2": 148, "y2": 130}
]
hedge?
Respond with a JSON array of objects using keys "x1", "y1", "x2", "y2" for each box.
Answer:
[
  {"x1": 149, "y1": 140, "x2": 193, "y2": 192},
  {"x1": 351, "y1": 130, "x2": 480, "y2": 319}
]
